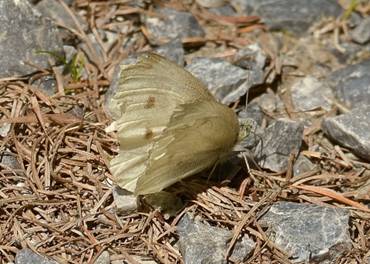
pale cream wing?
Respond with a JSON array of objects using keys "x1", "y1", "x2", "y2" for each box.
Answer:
[
  {"x1": 110, "y1": 52, "x2": 214, "y2": 150},
  {"x1": 135, "y1": 100, "x2": 239, "y2": 195},
  {"x1": 109, "y1": 53, "x2": 215, "y2": 192}
]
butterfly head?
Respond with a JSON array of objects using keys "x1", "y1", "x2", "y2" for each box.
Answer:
[{"x1": 237, "y1": 118, "x2": 255, "y2": 142}]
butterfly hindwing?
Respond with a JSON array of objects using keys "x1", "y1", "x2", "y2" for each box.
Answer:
[{"x1": 135, "y1": 100, "x2": 239, "y2": 195}]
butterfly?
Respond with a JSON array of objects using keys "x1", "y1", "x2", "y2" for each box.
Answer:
[{"x1": 107, "y1": 53, "x2": 240, "y2": 195}]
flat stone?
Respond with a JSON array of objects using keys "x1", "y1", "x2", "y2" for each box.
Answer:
[
  {"x1": 0, "y1": 123, "x2": 11, "y2": 137},
  {"x1": 238, "y1": 101, "x2": 264, "y2": 126},
  {"x1": 15, "y1": 249, "x2": 58, "y2": 264},
  {"x1": 143, "y1": 191, "x2": 184, "y2": 219},
  {"x1": 196, "y1": 0, "x2": 226, "y2": 8},
  {"x1": 0, "y1": 0, "x2": 63, "y2": 77},
  {"x1": 351, "y1": 16, "x2": 370, "y2": 44},
  {"x1": 36, "y1": 0, "x2": 87, "y2": 32},
  {"x1": 259, "y1": 202, "x2": 351, "y2": 263},
  {"x1": 143, "y1": 8, "x2": 205, "y2": 44},
  {"x1": 208, "y1": 4, "x2": 236, "y2": 16},
  {"x1": 252, "y1": 92, "x2": 286, "y2": 116},
  {"x1": 230, "y1": 0, "x2": 342, "y2": 34},
  {"x1": 327, "y1": 59, "x2": 370, "y2": 109},
  {"x1": 322, "y1": 106, "x2": 370, "y2": 161},
  {"x1": 293, "y1": 154, "x2": 317, "y2": 176},
  {"x1": 186, "y1": 57, "x2": 249, "y2": 104},
  {"x1": 254, "y1": 119, "x2": 304, "y2": 172},
  {"x1": 291, "y1": 76, "x2": 333, "y2": 112},
  {"x1": 94, "y1": 251, "x2": 110, "y2": 264},
  {"x1": 112, "y1": 186, "x2": 138, "y2": 215},
  {"x1": 154, "y1": 38, "x2": 184, "y2": 66},
  {"x1": 234, "y1": 44, "x2": 268, "y2": 86},
  {"x1": 32, "y1": 75, "x2": 58, "y2": 95},
  {"x1": 0, "y1": 149, "x2": 21, "y2": 170},
  {"x1": 177, "y1": 213, "x2": 255, "y2": 264}
]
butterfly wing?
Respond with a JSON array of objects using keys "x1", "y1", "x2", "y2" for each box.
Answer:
[
  {"x1": 109, "y1": 53, "x2": 215, "y2": 149},
  {"x1": 135, "y1": 100, "x2": 239, "y2": 195},
  {"x1": 109, "y1": 53, "x2": 216, "y2": 192}
]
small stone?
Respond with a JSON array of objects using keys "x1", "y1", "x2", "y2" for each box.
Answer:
[
  {"x1": 254, "y1": 119, "x2": 304, "y2": 172},
  {"x1": 230, "y1": 0, "x2": 342, "y2": 34},
  {"x1": 186, "y1": 57, "x2": 249, "y2": 104},
  {"x1": 291, "y1": 76, "x2": 333, "y2": 112},
  {"x1": 322, "y1": 106, "x2": 370, "y2": 161},
  {"x1": 94, "y1": 251, "x2": 110, "y2": 264},
  {"x1": 238, "y1": 101, "x2": 264, "y2": 126},
  {"x1": 252, "y1": 92, "x2": 285, "y2": 116},
  {"x1": 208, "y1": 4, "x2": 236, "y2": 16},
  {"x1": 293, "y1": 154, "x2": 317, "y2": 176},
  {"x1": 32, "y1": 75, "x2": 58, "y2": 96},
  {"x1": 234, "y1": 44, "x2": 268, "y2": 86},
  {"x1": 259, "y1": 202, "x2": 351, "y2": 263},
  {"x1": 177, "y1": 213, "x2": 255, "y2": 264},
  {"x1": 112, "y1": 186, "x2": 138, "y2": 215},
  {"x1": 0, "y1": 149, "x2": 21, "y2": 170},
  {"x1": 15, "y1": 248, "x2": 58, "y2": 264},
  {"x1": 0, "y1": 123, "x2": 11, "y2": 137},
  {"x1": 327, "y1": 59, "x2": 370, "y2": 108},
  {"x1": 154, "y1": 38, "x2": 184, "y2": 66},
  {"x1": 143, "y1": 191, "x2": 183, "y2": 219},
  {"x1": 36, "y1": 0, "x2": 87, "y2": 32},
  {"x1": 0, "y1": 0, "x2": 63, "y2": 77},
  {"x1": 143, "y1": 8, "x2": 205, "y2": 44},
  {"x1": 196, "y1": 0, "x2": 226, "y2": 8},
  {"x1": 351, "y1": 16, "x2": 370, "y2": 44},
  {"x1": 353, "y1": 176, "x2": 370, "y2": 200}
]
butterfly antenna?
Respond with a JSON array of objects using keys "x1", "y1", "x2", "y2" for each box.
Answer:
[{"x1": 206, "y1": 160, "x2": 219, "y2": 183}]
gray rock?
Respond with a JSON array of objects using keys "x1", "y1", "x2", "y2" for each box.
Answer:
[
  {"x1": 322, "y1": 106, "x2": 370, "y2": 161},
  {"x1": 143, "y1": 191, "x2": 184, "y2": 219},
  {"x1": 291, "y1": 76, "x2": 334, "y2": 112},
  {"x1": 293, "y1": 154, "x2": 317, "y2": 176},
  {"x1": 186, "y1": 57, "x2": 249, "y2": 104},
  {"x1": 15, "y1": 248, "x2": 59, "y2": 264},
  {"x1": 0, "y1": 149, "x2": 21, "y2": 170},
  {"x1": 208, "y1": 4, "x2": 236, "y2": 16},
  {"x1": 36, "y1": 0, "x2": 87, "y2": 32},
  {"x1": 252, "y1": 92, "x2": 286, "y2": 117},
  {"x1": 0, "y1": 123, "x2": 11, "y2": 137},
  {"x1": 230, "y1": 0, "x2": 342, "y2": 34},
  {"x1": 94, "y1": 251, "x2": 110, "y2": 264},
  {"x1": 32, "y1": 76, "x2": 58, "y2": 95},
  {"x1": 259, "y1": 202, "x2": 351, "y2": 263},
  {"x1": 327, "y1": 59, "x2": 370, "y2": 108},
  {"x1": 112, "y1": 186, "x2": 138, "y2": 215},
  {"x1": 234, "y1": 44, "x2": 268, "y2": 86},
  {"x1": 154, "y1": 38, "x2": 184, "y2": 66},
  {"x1": 351, "y1": 16, "x2": 370, "y2": 44},
  {"x1": 196, "y1": 0, "x2": 226, "y2": 8},
  {"x1": 123, "y1": 256, "x2": 158, "y2": 264},
  {"x1": 254, "y1": 119, "x2": 304, "y2": 172},
  {"x1": 63, "y1": 45, "x2": 78, "y2": 63},
  {"x1": 238, "y1": 101, "x2": 264, "y2": 126},
  {"x1": 0, "y1": 0, "x2": 63, "y2": 77},
  {"x1": 143, "y1": 8, "x2": 205, "y2": 44},
  {"x1": 177, "y1": 214, "x2": 255, "y2": 264}
]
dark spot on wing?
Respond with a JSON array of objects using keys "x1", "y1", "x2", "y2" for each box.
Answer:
[
  {"x1": 145, "y1": 128, "x2": 154, "y2": 139},
  {"x1": 145, "y1": 96, "x2": 156, "y2": 109}
]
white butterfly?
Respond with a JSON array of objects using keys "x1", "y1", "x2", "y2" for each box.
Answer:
[{"x1": 107, "y1": 53, "x2": 240, "y2": 195}]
